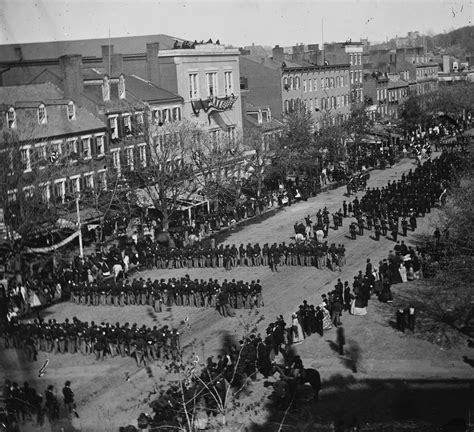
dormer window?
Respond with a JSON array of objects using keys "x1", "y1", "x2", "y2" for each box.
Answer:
[
  {"x1": 118, "y1": 74, "x2": 126, "y2": 100},
  {"x1": 38, "y1": 104, "x2": 47, "y2": 124},
  {"x1": 102, "y1": 75, "x2": 110, "y2": 102},
  {"x1": 7, "y1": 107, "x2": 16, "y2": 129},
  {"x1": 67, "y1": 101, "x2": 76, "y2": 121}
]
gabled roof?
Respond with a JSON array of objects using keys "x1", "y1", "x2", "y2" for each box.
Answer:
[
  {"x1": 0, "y1": 82, "x2": 106, "y2": 143},
  {"x1": 0, "y1": 34, "x2": 183, "y2": 61}
]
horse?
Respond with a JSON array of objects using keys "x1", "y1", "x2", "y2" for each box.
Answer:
[{"x1": 271, "y1": 363, "x2": 322, "y2": 401}]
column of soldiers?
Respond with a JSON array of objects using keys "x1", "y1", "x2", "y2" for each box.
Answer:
[
  {"x1": 344, "y1": 152, "x2": 459, "y2": 242},
  {"x1": 149, "y1": 240, "x2": 346, "y2": 271},
  {"x1": 3, "y1": 318, "x2": 182, "y2": 367},
  {"x1": 69, "y1": 276, "x2": 264, "y2": 311}
]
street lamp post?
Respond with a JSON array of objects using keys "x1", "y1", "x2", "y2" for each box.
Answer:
[{"x1": 75, "y1": 195, "x2": 84, "y2": 259}]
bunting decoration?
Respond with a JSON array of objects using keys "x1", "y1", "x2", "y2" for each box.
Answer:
[{"x1": 191, "y1": 94, "x2": 238, "y2": 123}]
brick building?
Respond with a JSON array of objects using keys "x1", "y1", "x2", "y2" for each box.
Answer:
[
  {"x1": 324, "y1": 42, "x2": 364, "y2": 103},
  {"x1": 0, "y1": 82, "x2": 107, "y2": 206}
]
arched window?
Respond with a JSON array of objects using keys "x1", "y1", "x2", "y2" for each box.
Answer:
[
  {"x1": 284, "y1": 100, "x2": 290, "y2": 114},
  {"x1": 38, "y1": 104, "x2": 47, "y2": 124},
  {"x1": 7, "y1": 107, "x2": 16, "y2": 129}
]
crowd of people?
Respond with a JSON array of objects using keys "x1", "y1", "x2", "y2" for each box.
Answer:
[
  {"x1": 3, "y1": 317, "x2": 182, "y2": 367},
  {"x1": 68, "y1": 276, "x2": 263, "y2": 314}
]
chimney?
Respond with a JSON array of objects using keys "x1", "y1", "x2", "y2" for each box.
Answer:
[
  {"x1": 102, "y1": 45, "x2": 114, "y2": 76},
  {"x1": 110, "y1": 54, "x2": 123, "y2": 76},
  {"x1": 272, "y1": 45, "x2": 285, "y2": 63},
  {"x1": 59, "y1": 55, "x2": 84, "y2": 102},
  {"x1": 146, "y1": 42, "x2": 160, "y2": 85}
]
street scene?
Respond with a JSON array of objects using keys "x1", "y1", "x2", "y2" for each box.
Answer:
[{"x1": 0, "y1": 1, "x2": 474, "y2": 431}]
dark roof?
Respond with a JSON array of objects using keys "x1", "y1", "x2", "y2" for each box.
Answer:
[
  {"x1": 388, "y1": 80, "x2": 409, "y2": 89},
  {"x1": 0, "y1": 82, "x2": 106, "y2": 143},
  {"x1": 244, "y1": 113, "x2": 284, "y2": 132},
  {"x1": 0, "y1": 34, "x2": 183, "y2": 61},
  {"x1": 82, "y1": 70, "x2": 183, "y2": 113}
]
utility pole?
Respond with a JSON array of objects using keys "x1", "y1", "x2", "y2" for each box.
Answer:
[{"x1": 76, "y1": 195, "x2": 83, "y2": 259}]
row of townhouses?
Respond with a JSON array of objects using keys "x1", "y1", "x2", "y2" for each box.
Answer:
[{"x1": 0, "y1": 34, "x2": 445, "y2": 229}]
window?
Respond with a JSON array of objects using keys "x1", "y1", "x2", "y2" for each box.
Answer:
[
  {"x1": 67, "y1": 139, "x2": 78, "y2": 155},
  {"x1": 135, "y1": 112, "x2": 144, "y2": 134},
  {"x1": 126, "y1": 146, "x2": 134, "y2": 170},
  {"x1": 102, "y1": 75, "x2": 110, "y2": 101},
  {"x1": 210, "y1": 130, "x2": 220, "y2": 145},
  {"x1": 358, "y1": 53, "x2": 362, "y2": 65},
  {"x1": 350, "y1": 54, "x2": 353, "y2": 65},
  {"x1": 82, "y1": 137, "x2": 91, "y2": 158},
  {"x1": 138, "y1": 144, "x2": 147, "y2": 167},
  {"x1": 38, "y1": 104, "x2": 47, "y2": 124},
  {"x1": 224, "y1": 71, "x2": 233, "y2": 96},
  {"x1": 97, "y1": 170, "x2": 107, "y2": 190},
  {"x1": 326, "y1": 78, "x2": 330, "y2": 88},
  {"x1": 67, "y1": 101, "x2": 76, "y2": 121},
  {"x1": 308, "y1": 79, "x2": 312, "y2": 92},
  {"x1": 295, "y1": 77, "x2": 300, "y2": 89},
  {"x1": 314, "y1": 98, "x2": 319, "y2": 110},
  {"x1": 123, "y1": 115, "x2": 132, "y2": 136},
  {"x1": 350, "y1": 71, "x2": 354, "y2": 84},
  {"x1": 189, "y1": 73, "x2": 199, "y2": 99},
  {"x1": 172, "y1": 107, "x2": 181, "y2": 122},
  {"x1": 23, "y1": 186, "x2": 34, "y2": 199},
  {"x1": 7, "y1": 107, "x2": 16, "y2": 129},
  {"x1": 36, "y1": 143, "x2": 47, "y2": 164},
  {"x1": 228, "y1": 126, "x2": 236, "y2": 143},
  {"x1": 96, "y1": 135, "x2": 105, "y2": 155},
  {"x1": 84, "y1": 172, "x2": 94, "y2": 190},
  {"x1": 7, "y1": 189, "x2": 17, "y2": 203},
  {"x1": 20, "y1": 147, "x2": 31, "y2": 171},
  {"x1": 303, "y1": 80, "x2": 307, "y2": 93},
  {"x1": 309, "y1": 99, "x2": 314, "y2": 112},
  {"x1": 330, "y1": 77, "x2": 334, "y2": 88},
  {"x1": 314, "y1": 79, "x2": 318, "y2": 91},
  {"x1": 54, "y1": 179, "x2": 66, "y2": 203},
  {"x1": 206, "y1": 72, "x2": 218, "y2": 98},
  {"x1": 118, "y1": 74, "x2": 126, "y2": 99},
  {"x1": 112, "y1": 149, "x2": 120, "y2": 173},
  {"x1": 68, "y1": 175, "x2": 80, "y2": 195},
  {"x1": 290, "y1": 77, "x2": 294, "y2": 89},
  {"x1": 109, "y1": 116, "x2": 118, "y2": 140},
  {"x1": 284, "y1": 100, "x2": 290, "y2": 114}
]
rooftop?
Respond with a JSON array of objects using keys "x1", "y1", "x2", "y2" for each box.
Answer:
[
  {"x1": 0, "y1": 82, "x2": 106, "y2": 143},
  {"x1": 0, "y1": 34, "x2": 182, "y2": 62}
]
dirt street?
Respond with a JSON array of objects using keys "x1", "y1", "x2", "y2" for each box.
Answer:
[{"x1": 3, "y1": 154, "x2": 474, "y2": 431}]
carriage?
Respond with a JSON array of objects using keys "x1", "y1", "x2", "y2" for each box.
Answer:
[{"x1": 347, "y1": 171, "x2": 370, "y2": 193}]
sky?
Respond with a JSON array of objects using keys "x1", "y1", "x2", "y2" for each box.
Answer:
[{"x1": 0, "y1": 0, "x2": 472, "y2": 48}]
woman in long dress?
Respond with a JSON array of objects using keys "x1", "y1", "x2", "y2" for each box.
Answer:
[
  {"x1": 291, "y1": 313, "x2": 305, "y2": 344},
  {"x1": 320, "y1": 304, "x2": 333, "y2": 330}
]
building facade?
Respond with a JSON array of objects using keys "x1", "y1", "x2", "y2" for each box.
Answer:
[
  {"x1": 282, "y1": 64, "x2": 351, "y2": 129},
  {"x1": 324, "y1": 42, "x2": 364, "y2": 103},
  {"x1": 0, "y1": 82, "x2": 107, "y2": 207},
  {"x1": 156, "y1": 43, "x2": 243, "y2": 142}
]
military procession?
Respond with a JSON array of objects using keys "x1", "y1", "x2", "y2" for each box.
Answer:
[
  {"x1": 68, "y1": 276, "x2": 263, "y2": 311},
  {"x1": 5, "y1": 318, "x2": 182, "y2": 366}
]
